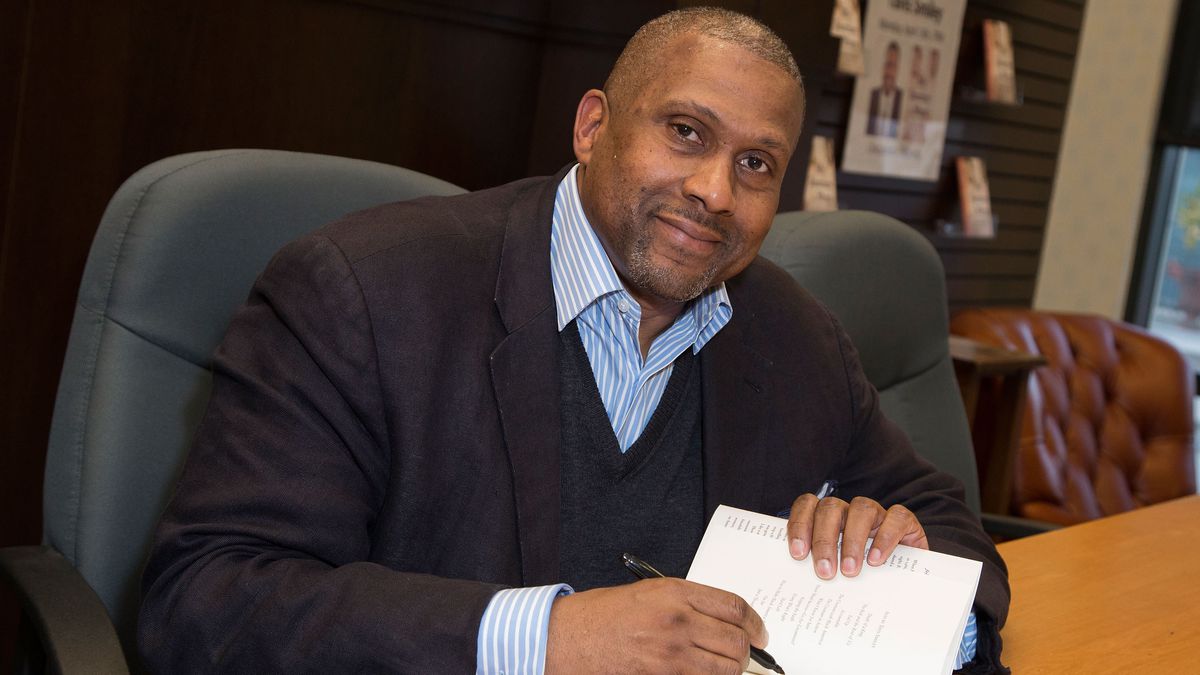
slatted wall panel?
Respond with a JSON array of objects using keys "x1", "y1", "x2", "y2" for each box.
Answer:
[{"x1": 814, "y1": 0, "x2": 1085, "y2": 311}]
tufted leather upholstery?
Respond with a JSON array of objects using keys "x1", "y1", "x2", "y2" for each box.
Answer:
[{"x1": 950, "y1": 308, "x2": 1196, "y2": 525}]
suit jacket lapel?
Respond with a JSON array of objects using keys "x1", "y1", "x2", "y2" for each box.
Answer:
[
  {"x1": 700, "y1": 287, "x2": 773, "y2": 518},
  {"x1": 487, "y1": 167, "x2": 776, "y2": 580},
  {"x1": 489, "y1": 168, "x2": 570, "y2": 586}
]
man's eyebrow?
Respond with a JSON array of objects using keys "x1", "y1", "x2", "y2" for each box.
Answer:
[
  {"x1": 664, "y1": 98, "x2": 722, "y2": 124},
  {"x1": 664, "y1": 98, "x2": 791, "y2": 153},
  {"x1": 756, "y1": 136, "x2": 789, "y2": 151}
]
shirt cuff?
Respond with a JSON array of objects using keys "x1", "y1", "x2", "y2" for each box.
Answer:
[
  {"x1": 476, "y1": 584, "x2": 575, "y2": 675},
  {"x1": 477, "y1": 588, "x2": 974, "y2": 672},
  {"x1": 952, "y1": 611, "x2": 978, "y2": 670}
]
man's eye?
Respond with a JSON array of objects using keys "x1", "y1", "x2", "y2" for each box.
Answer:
[
  {"x1": 672, "y1": 123, "x2": 699, "y2": 141},
  {"x1": 741, "y1": 155, "x2": 769, "y2": 173}
]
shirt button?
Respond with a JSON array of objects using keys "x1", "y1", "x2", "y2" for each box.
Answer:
[{"x1": 617, "y1": 300, "x2": 629, "y2": 313}]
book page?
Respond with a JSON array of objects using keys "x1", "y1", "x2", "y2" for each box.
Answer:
[{"x1": 686, "y1": 505, "x2": 981, "y2": 675}]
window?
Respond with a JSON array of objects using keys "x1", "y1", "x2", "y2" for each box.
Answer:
[
  {"x1": 1126, "y1": 0, "x2": 1200, "y2": 374},
  {"x1": 1144, "y1": 147, "x2": 1200, "y2": 370}
]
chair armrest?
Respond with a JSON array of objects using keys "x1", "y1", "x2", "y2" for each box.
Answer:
[
  {"x1": 0, "y1": 545, "x2": 129, "y2": 675},
  {"x1": 980, "y1": 512, "x2": 1061, "y2": 540}
]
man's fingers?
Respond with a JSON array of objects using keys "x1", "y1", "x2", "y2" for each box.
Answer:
[
  {"x1": 840, "y1": 496, "x2": 885, "y2": 577},
  {"x1": 685, "y1": 583, "x2": 768, "y2": 649},
  {"x1": 866, "y1": 504, "x2": 929, "y2": 566},
  {"x1": 788, "y1": 493, "x2": 930, "y2": 579},
  {"x1": 679, "y1": 645, "x2": 747, "y2": 675},
  {"x1": 546, "y1": 579, "x2": 766, "y2": 674},
  {"x1": 687, "y1": 611, "x2": 755, "y2": 672},
  {"x1": 786, "y1": 493, "x2": 819, "y2": 559},
  {"x1": 810, "y1": 496, "x2": 848, "y2": 580}
]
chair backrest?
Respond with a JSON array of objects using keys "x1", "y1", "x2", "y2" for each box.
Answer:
[
  {"x1": 950, "y1": 308, "x2": 1197, "y2": 524},
  {"x1": 41, "y1": 149, "x2": 465, "y2": 654},
  {"x1": 759, "y1": 210, "x2": 981, "y2": 513}
]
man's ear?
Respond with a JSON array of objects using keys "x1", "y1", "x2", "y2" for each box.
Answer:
[{"x1": 573, "y1": 89, "x2": 608, "y2": 166}]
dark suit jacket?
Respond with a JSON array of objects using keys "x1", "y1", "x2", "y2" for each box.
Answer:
[
  {"x1": 139, "y1": 167, "x2": 1008, "y2": 672},
  {"x1": 867, "y1": 87, "x2": 903, "y2": 137}
]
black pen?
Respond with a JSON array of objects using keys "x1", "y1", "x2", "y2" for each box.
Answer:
[{"x1": 621, "y1": 552, "x2": 786, "y2": 675}]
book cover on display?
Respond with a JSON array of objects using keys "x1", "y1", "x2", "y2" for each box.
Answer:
[
  {"x1": 983, "y1": 19, "x2": 1017, "y2": 104},
  {"x1": 804, "y1": 136, "x2": 839, "y2": 212},
  {"x1": 956, "y1": 156, "x2": 995, "y2": 238},
  {"x1": 831, "y1": 0, "x2": 865, "y2": 75}
]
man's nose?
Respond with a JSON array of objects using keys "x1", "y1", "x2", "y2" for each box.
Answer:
[{"x1": 683, "y1": 154, "x2": 736, "y2": 216}]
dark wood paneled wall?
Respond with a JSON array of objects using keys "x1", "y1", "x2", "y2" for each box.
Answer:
[
  {"x1": 818, "y1": 0, "x2": 1083, "y2": 312},
  {"x1": 0, "y1": 0, "x2": 1081, "y2": 662}
]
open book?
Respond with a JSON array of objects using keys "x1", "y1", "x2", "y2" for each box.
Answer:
[{"x1": 686, "y1": 505, "x2": 980, "y2": 675}]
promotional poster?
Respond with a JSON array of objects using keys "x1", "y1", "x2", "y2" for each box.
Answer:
[{"x1": 841, "y1": 0, "x2": 966, "y2": 181}]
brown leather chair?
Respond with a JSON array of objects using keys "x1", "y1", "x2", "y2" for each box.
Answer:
[{"x1": 951, "y1": 308, "x2": 1197, "y2": 526}]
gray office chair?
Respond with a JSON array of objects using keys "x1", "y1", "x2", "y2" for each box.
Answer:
[
  {"x1": 759, "y1": 210, "x2": 1048, "y2": 538},
  {"x1": 0, "y1": 149, "x2": 465, "y2": 673}
]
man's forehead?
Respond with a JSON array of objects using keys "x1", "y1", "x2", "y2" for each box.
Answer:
[{"x1": 634, "y1": 34, "x2": 803, "y2": 139}]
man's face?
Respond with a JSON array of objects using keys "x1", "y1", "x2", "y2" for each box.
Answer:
[
  {"x1": 572, "y1": 35, "x2": 804, "y2": 308},
  {"x1": 883, "y1": 46, "x2": 899, "y2": 92}
]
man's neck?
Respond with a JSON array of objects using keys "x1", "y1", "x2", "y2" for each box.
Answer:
[{"x1": 633, "y1": 295, "x2": 687, "y2": 359}]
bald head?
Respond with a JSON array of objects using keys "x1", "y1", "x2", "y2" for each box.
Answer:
[
  {"x1": 605, "y1": 8, "x2": 804, "y2": 117},
  {"x1": 570, "y1": 8, "x2": 806, "y2": 310}
]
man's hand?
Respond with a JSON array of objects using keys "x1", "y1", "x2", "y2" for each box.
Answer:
[
  {"x1": 544, "y1": 577, "x2": 767, "y2": 675},
  {"x1": 786, "y1": 494, "x2": 928, "y2": 580}
]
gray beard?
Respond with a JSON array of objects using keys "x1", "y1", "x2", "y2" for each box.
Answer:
[{"x1": 623, "y1": 228, "x2": 721, "y2": 303}]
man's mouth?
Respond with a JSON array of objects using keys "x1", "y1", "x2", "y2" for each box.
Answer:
[{"x1": 655, "y1": 213, "x2": 722, "y2": 254}]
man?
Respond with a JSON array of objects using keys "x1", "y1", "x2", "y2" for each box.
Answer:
[
  {"x1": 139, "y1": 8, "x2": 1008, "y2": 674},
  {"x1": 867, "y1": 41, "x2": 904, "y2": 137}
]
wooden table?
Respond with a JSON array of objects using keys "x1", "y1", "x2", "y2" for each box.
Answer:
[{"x1": 996, "y1": 495, "x2": 1200, "y2": 673}]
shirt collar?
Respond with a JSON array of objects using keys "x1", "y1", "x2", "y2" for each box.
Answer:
[{"x1": 549, "y1": 164, "x2": 732, "y2": 346}]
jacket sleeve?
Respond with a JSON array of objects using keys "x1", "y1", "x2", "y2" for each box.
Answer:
[
  {"x1": 827, "y1": 318, "x2": 1011, "y2": 674},
  {"x1": 138, "y1": 234, "x2": 503, "y2": 673}
]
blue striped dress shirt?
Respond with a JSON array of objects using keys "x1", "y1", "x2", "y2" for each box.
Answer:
[
  {"x1": 475, "y1": 165, "x2": 977, "y2": 673},
  {"x1": 549, "y1": 165, "x2": 733, "y2": 450}
]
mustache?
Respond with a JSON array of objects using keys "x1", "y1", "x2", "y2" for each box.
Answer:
[{"x1": 653, "y1": 204, "x2": 726, "y2": 238}]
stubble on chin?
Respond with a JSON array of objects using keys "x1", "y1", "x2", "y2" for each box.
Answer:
[{"x1": 622, "y1": 218, "x2": 726, "y2": 304}]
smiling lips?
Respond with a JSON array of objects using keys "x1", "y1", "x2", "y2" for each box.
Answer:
[{"x1": 656, "y1": 213, "x2": 722, "y2": 255}]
